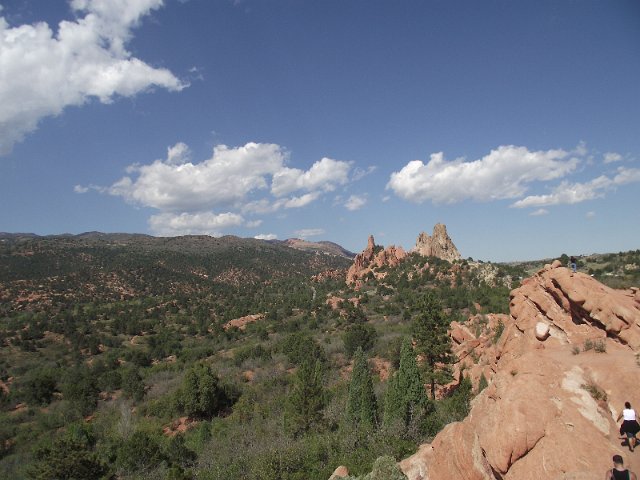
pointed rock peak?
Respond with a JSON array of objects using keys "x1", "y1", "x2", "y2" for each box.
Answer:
[
  {"x1": 362, "y1": 234, "x2": 376, "y2": 259},
  {"x1": 413, "y1": 223, "x2": 461, "y2": 262},
  {"x1": 367, "y1": 235, "x2": 375, "y2": 249}
]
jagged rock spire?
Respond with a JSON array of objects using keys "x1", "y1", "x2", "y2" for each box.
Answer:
[{"x1": 412, "y1": 223, "x2": 461, "y2": 262}]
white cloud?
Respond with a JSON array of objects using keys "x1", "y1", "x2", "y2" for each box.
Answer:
[
  {"x1": 612, "y1": 166, "x2": 640, "y2": 184},
  {"x1": 95, "y1": 141, "x2": 357, "y2": 237},
  {"x1": 386, "y1": 145, "x2": 579, "y2": 204},
  {"x1": 512, "y1": 167, "x2": 640, "y2": 208},
  {"x1": 0, "y1": 0, "x2": 186, "y2": 155},
  {"x1": 344, "y1": 194, "x2": 367, "y2": 211},
  {"x1": 74, "y1": 184, "x2": 89, "y2": 193},
  {"x1": 352, "y1": 165, "x2": 377, "y2": 181},
  {"x1": 108, "y1": 142, "x2": 287, "y2": 211},
  {"x1": 148, "y1": 211, "x2": 245, "y2": 236},
  {"x1": 294, "y1": 228, "x2": 325, "y2": 239},
  {"x1": 106, "y1": 142, "x2": 350, "y2": 215},
  {"x1": 604, "y1": 152, "x2": 622, "y2": 164},
  {"x1": 586, "y1": 211, "x2": 596, "y2": 219},
  {"x1": 255, "y1": 233, "x2": 277, "y2": 240},
  {"x1": 530, "y1": 209, "x2": 549, "y2": 216},
  {"x1": 276, "y1": 192, "x2": 321, "y2": 209},
  {"x1": 271, "y1": 157, "x2": 351, "y2": 197}
]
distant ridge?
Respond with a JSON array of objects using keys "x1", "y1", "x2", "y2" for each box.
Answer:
[
  {"x1": 0, "y1": 231, "x2": 355, "y2": 259},
  {"x1": 271, "y1": 238, "x2": 355, "y2": 259}
]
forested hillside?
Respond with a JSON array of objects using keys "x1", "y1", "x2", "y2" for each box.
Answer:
[{"x1": 0, "y1": 233, "x2": 635, "y2": 479}]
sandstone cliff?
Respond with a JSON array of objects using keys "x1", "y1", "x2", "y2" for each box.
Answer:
[
  {"x1": 400, "y1": 261, "x2": 640, "y2": 480},
  {"x1": 412, "y1": 223, "x2": 461, "y2": 262}
]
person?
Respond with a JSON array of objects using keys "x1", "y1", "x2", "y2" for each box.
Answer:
[
  {"x1": 618, "y1": 402, "x2": 640, "y2": 452},
  {"x1": 605, "y1": 454, "x2": 637, "y2": 480},
  {"x1": 570, "y1": 256, "x2": 577, "y2": 273}
]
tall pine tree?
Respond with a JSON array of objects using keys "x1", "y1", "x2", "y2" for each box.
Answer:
[
  {"x1": 346, "y1": 347, "x2": 378, "y2": 427},
  {"x1": 383, "y1": 337, "x2": 426, "y2": 426},
  {"x1": 412, "y1": 292, "x2": 455, "y2": 399},
  {"x1": 285, "y1": 358, "x2": 325, "y2": 435}
]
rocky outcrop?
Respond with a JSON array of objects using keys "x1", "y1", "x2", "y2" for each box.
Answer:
[
  {"x1": 222, "y1": 313, "x2": 264, "y2": 331},
  {"x1": 346, "y1": 235, "x2": 406, "y2": 288},
  {"x1": 311, "y1": 269, "x2": 346, "y2": 282},
  {"x1": 400, "y1": 263, "x2": 640, "y2": 480},
  {"x1": 412, "y1": 223, "x2": 461, "y2": 262}
]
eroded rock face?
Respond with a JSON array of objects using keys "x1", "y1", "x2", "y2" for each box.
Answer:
[
  {"x1": 412, "y1": 223, "x2": 461, "y2": 263},
  {"x1": 400, "y1": 263, "x2": 640, "y2": 480},
  {"x1": 346, "y1": 235, "x2": 406, "y2": 288}
]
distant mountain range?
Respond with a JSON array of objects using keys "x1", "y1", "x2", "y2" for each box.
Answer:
[{"x1": 0, "y1": 232, "x2": 355, "y2": 259}]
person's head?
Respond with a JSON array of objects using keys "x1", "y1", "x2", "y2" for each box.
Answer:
[
  {"x1": 626, "y1": 402, "x2": 632, "y2": 409},
  {"x1": 613, "y1": 455, "x2": 624, "y2": 467}
]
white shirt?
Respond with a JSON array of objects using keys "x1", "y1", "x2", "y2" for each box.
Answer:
[{"x1": 623, "y1": 408, "x2": 636, "y2": 421}]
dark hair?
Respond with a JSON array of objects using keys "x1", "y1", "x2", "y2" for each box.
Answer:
[
  {"x1": 613, "y1": 455, "x2": 624, "y2": 465},
  {"x1": 626, "y1": 402, "x2": 632, "y2": 409}
]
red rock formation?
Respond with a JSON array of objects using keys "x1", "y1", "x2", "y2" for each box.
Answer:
[
  {"x1": 311, "y1": 269, "x2": 346, "y2": 282},
  {"x1": 223, "y1": 313, "x2": 264, "y2": 331},
  {"x1": 412, "y1": 223, "x2": 461, "y2": 262},
  {"x1": 400, "y1": 262, "x2": 640, "y2": 480},
  {"x1": 346, "y1": 235, "x2": 406, "y2": 288}
]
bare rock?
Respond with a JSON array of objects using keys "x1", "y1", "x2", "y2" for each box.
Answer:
[
  {"x1": 401, "y1": 266, "x2": 640, "y2": 480},
  {"x1": 535, "y1": 321, "x2": 550, "y2": 340},
  {"x1": 412, "y1": 223, "x2": 461, "y2": 262},
  {"x1": 329, "y1": 465, "x2": 349, "y2": 479},
  {"x1": 346, "y1": 235, "x2": 407, "y2": 287}
]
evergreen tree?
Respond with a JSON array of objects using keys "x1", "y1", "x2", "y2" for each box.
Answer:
[
  {"x1": 383, "y1": 337, "x2": 426, "y2": 426},
  {"x1": 121, "y1": 365, "x2": 145, "y2": 402},
  {"x1": 412, "y1": 292, "x2": 455, "y2": 399},
  {"x1": 285, "y1": 358, "x2": 325, "y2": 435},
  {"x1": 346, "y1": 348, "x2": 378, "y2": 427},
  {"x1": 179, "y1": 364, "x2": 228, "y2": 419}
]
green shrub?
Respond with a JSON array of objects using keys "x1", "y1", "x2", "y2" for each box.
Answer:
[
  {"x1": 594, "y1": 340, "x2": 607, "y2": 353},
  {"x1": 492, "y1": 320, "x2": 504, "y2": 344},
  {"x1": 343, "y1": 324, "x2": 377, "y2": 358},
  {"x1": 582, "y1": 382, "x2": 607, "y2": 402},
  {"x1": 477, "y1": 373, "x2": 488, "y2": 393},
  {"x1": 175, "y1": 364, "x2": 237, "y2": 419},
  {"x1": 27, "y1": 426, "x2": 107, "y2": 480}
]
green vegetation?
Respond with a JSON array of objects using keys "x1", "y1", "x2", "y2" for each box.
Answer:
[
  {"x1": 412, "y1": 293, "x2": 454, "y2": 399},
  {"x1": 5, "y1": 235, "x2": 629, "y2": 478}
]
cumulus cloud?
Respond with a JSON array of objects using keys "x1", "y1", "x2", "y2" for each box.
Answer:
[
  {"x1": 148, "y1": 211, "x2": 245, "y2": 236},
  {"x1": 604, "y1": 152, "x2": 622, "y2": 164},
  {"x1": 511, "y1": 167, "x2": 640, "y2": 208},
  {"x1": 294, "y1": 228, "x2": 325, "y2": 239},
  {"x1": 386, "y1": 145, "x2": 580, "y2": 204},
  {"x1": 344, "y1": 194, "x2": 367, "y2": 211},
  {"x1": 586, "y1": 211, "x2": 596, "y2": 219},
  {"x1": 0, "y1": 0, "x2": 186, "y2": 155},
  {"x1": 108, "y1": 142, "x2": 287, "y2": 211},
  {"x1": 271, "y1": 157, "x2": 351, "y2": 197},
  {"x1": 87, "y1": 141, "x2": 355, "y2": 236}
]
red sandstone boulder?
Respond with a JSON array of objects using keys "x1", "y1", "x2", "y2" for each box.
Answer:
[{"x1": 400, "y1": 265, "x2": 640, "y2": 480}]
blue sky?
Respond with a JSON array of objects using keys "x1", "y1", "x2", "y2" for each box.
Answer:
[{"x1": 1, "y1": 0, "x2": 639, "y2": 262}]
